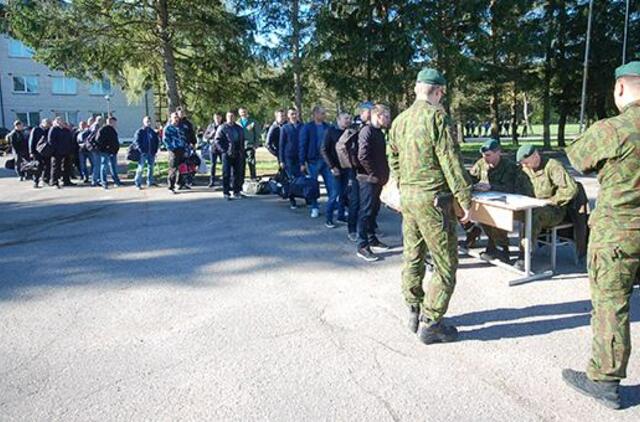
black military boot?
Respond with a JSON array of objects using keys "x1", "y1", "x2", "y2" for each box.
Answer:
[
  {"x1": 408, "y1": 305, "x2": 420, "y2": 333},
  {"x1": 463, "y1": 224, "x2": 482, "y2": 249},
  {"x1": 562, "y1": 369, "x2": 621, "y2": 410},
  {"x1": 418, "y1": 318, "x2": 459, "y2": 345}
]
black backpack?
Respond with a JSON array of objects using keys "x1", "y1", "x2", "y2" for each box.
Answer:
[{"x1": 335, "y1": 127, "x2": 360, "y2": 169}]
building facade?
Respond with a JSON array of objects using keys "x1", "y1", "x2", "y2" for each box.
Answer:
[{"x1": 0, "y1": 34, "x2": 153, "y2": 140}]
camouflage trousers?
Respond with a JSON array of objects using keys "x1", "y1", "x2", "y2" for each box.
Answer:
[
  {"x1": 482, "y1": 224, "x2": 509, "y2": 249},
  {"x1": 586, "y1": 229, "x2": 640, "y2": 382},
  {"x1": 401, "y1": 188, "x2": 458, "y2": 322},
  {"x1": 520, "y1": 205, "x2": 566, "y2": 250}
]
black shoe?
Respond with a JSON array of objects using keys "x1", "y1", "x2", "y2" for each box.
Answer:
[
  {"x1": 63, "y1": 182, "x2": 76, "y2": 187},
  {"x1": 480, "y1": 247, "x2": 510, "y2": 264},
  {"x1": 233, "y1": 192, "x2": 242, "y2": 199},
  {"x1": 561, "y1": 369, "x2": 621, "y2": 410},
  {"x1": 369, "y1": 239, "x2": 390, "y2": 252},
  {"x1": 54, "y1": 183, "x2": 62, "y2": 189},
  {"x1": 19, "y1": 176, "x2": 25, "y2": 182},
  {"x1": 464, "y1": 225, "x2": 482, "y2": 248},
  {"x1": 357, "y1": 247, "x2": 379, "y2": 262},
  {"x1": 168, "y1": 186, "x2": 176, "y2": 194},
  {"x1": 408, "y1": 305, "x2": 420, "y2": 333},
  {"x1": 208, "y1": 183, "x2": 215, "y2": 188},
  {"x1": 33, "y1": 182, "x2": 40, "y2": 189},
  {"x1": 224, "y1": 194, "x2": 232, "y2": 201},
  {"x1": 418, "y1": 319, "x2": 459, "y2": 345}
]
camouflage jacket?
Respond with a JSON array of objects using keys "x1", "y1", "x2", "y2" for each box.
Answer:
[
  {"x1": 519, "y1": 157, "x2": 577, "y2": 207},
  {"x1": 566, "y1": 100, "x2": 640, "y2": 229},
  {"x1": 469, "y1": 156, "x2": 519, "y2": 193},
  {"x1": 388, "y1": 100, "x2": 472, "y2": 209}
]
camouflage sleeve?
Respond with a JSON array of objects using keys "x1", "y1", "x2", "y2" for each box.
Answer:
[
  {"x1": 515, "y1": 168, "x2": 534, "y2": 196},
  {"x1": 433, "y1": 111, "x2": 472, "y2": 209},
  {"x1": 548, "y1": 160, "x2": 578, "y2": 206},
  {"x1": 566, "y1": 120, "x2": 619, "y2": 174},
  {"x1": 387, "y1": 122, "x2": 400, "y2": 184},
  {"x1": 468, "y1": 159, "x2": 481, "y2": 184}
]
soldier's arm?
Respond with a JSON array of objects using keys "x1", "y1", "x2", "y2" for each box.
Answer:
[
  {"x1": 387, "y1": 123, "x2": 401, "y2": 184},
  {"x1": 515, "y1": 168, "x2": 534, "y2": 196},
  {"x1": 490, "y1": 162, "x2": 517, "y2": 193},
  {"x1": 433, "y1": 111, "x2": 472, "y2": 210},
  {"x1": 566, "y1": 120, "x2": 619, "y2": 174},
  {"x1": 468, "y1": 159, "x2": 481, "y2": 184},
  {"x1": 549, "y1": 160, "x2": 578, "y2": 207}
]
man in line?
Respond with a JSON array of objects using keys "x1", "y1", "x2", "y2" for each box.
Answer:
[
  {"x1": 321, "y1": 112, "x2": 351, "y2": 228},
  {"x1": 388, "y1": 68, "x2": 472, "y2": 344},
  {"x1": 133, "y1": 116, "x2": 160, "y2": 189},
  {"x1": 7, "y1": 120, "x2": 29, "y2": 181},
  {"x1": 562, "y1": 61, "x2": 640, "y2": 410},
  {"x1": 214, "y1": 110, "x2": 245, "y2": 200},
  {"x1": 75, "y1": 120, "x2": 92, "y2": 184},
  {"x1": 467, "y1": 139, "x2": 521, "y2": 263},
  {"x1": 515, "y1": 143, "x2": 578, "y2": 271},
  {"x1": 95, "y1": 116, "x2": 122, "y2": 190},
  {"x1": 239, "y1": 107, "x2": 261, "y2": 181},
  {"x1": 177, "y1": 107, "x2": 197, "y2": 147},
  {"x1": 355, "y1": 104, "x2": 391, "y2": 262},
  {"x1": 28, "y1": 118, "x2": 51, "y2": 188},
  {"x1": 203, "y1": 112, "x2": 224, "y2": 188},
  {"x1": 299, "y1": 106, "x2": 331, "y2": 219},
  {"x1": 163, "y1": 112, "x2": 187, "y2": 193},
  {"x1": 48, "y1": 117, "x2": 75, "y2": 188},
  {"x1": 266, "y1": 109, "x2": 286, "y2": 163},
  {"x1": 279, "y1": 108, "x2": 303, "y2": 209}
]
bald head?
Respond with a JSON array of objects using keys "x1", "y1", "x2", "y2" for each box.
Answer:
[{"x1": 614, "y1": 76, "x2": 640, "y2": 111}]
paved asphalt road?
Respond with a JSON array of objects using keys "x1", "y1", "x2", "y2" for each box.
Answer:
[{"x1": 0, "y1": 162, "x2": 638, "y2": 421}]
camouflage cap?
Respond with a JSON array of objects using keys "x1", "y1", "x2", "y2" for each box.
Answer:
[
  {"x1": 615, "y1": 61, "x2": 640, "y2": 80},
  {"x1": 480, "y1": 139, "x2": 501, "y2": 153},
  {"x1": 516, "y1": 144, "x2": 537, "y2": 162},
  {"x1": 416, "y1": 68, "x2": 447, "y2": 86}
]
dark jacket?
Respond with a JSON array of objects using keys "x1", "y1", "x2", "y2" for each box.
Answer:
[
  {"x1": 299, "y1": 121, "x2": 330, "y2": 164},
  {"x1": 180, "y1": 118, "x2": 197, "y2": 146},
  {"x1": 214, "y1": 122, "x2": 244, "y2": 156},
  {"x1": 266, "y1": 121, "x2": 282, "y2": 159},
  {"x1": 48, "y1": 126, "x2": 74, "y2": 156},
  {"x1": 204, "y1": 122, "x2": 220, "y2": 143},
  {"x1": 96, "y1": 125, "x2": 120, "y2": 155},
  {"x1": 279, "y1": 121, "x2": 302, "y2": 164},
  {"x1": 133, "y1": 126, "x2": 160, "y2": 155},
  {"x1": 8, "y1": 129, "x2": 29, "y2": 157},
  {"x1": 29, "y1": 126, "x2": 48, "y2": 156},
  {"x1": 321, "y1": 125, "x2": 344, "y2": 170},
  {"x1": 356, "y1": 125, "x2": 389, "y2": 185}
]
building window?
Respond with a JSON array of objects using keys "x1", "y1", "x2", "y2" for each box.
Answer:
[
  {"x1": 53, "y1": 111, "x2": 79, "y2": 126},
  {"x1": 52, "y1": 76, "x2": 77, "y2": 95},
  {"x1": 89, "y1": 79, "x2": 112, "y2": 95},
  {"x1": 15, "y1": 112, "x2": 41, "y2": 127},
  {"x1": 13, "y1": 75, "x2": 39, "y2": 93},
  {"x1": 90, "y1": 111, "x2": 110, "y2": 119},
  {"x1": 8, "y1": 39, "x2": 34, "y2": 58}
]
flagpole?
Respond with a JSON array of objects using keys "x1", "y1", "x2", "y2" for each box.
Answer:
[
  {"x1": 579, "y1": 0, "x2": 594, "y2": 134},
  {"x1": 622, "y1": 0, "x2": 630, "y2": 64}
]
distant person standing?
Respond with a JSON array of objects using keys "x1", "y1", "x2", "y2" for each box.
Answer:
[
  {"x1": 355, "y1": 104, "x2": 391, "y2": 262},
  {"x1": 203, "y1": 112, "x2": 224, "y2": 188},
  {"x1": 163, "y1": 112, "x2": 187, "y2": 193},
  {"x1": 215, "y1": 110, "x2": 245, "y2": 200},
  {"x1": 238, "y1": 107, "x2": 261, "y2": 181},
  {"x1": 7, "y1": 120, "x2": 29, "y2": 181},
  {"x1": 177, "y1": 107, "x2": 197, "y2": 147},
  {"x1": 279, "y1": 108, "x2": 303, "y2": 209},
  {"x1": 75, "y1": 120, "x2": 92, "y2": 183},
  {"x1": 299, "y1": 106, "x2": 331, "y2": 219},
  {"x1": 133, "y1": 116, "x2": 160, "y2": 189},
  {"x1": 29, "y1": 118, "x2": 51, "y2": 188},
  {"x1": 48, "y1": 117, "x2": 75, "y2": 188},
  {"x1": 320, "y1": 112, "x2": 351, "y2": 228},
  {"x1": 562, "y1": 61, "x2": 640, "y2": 410},
  {"x1": 266, "y1": 109, "x2": 286, "y2": 163},
  {"x1": 95, "y1": 116, "x2": 122, "y2": 190}
]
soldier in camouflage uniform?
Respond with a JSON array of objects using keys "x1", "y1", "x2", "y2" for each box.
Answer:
[
  {"x1": 561, "y1": 61, "x2": 640, "y2": 410},
  {"x1": 514, "y1": 144, "x2": 578, "y2": 271},
  {"x1": 468, "y1": 139, "x2": 521, "y2": 263},
  {"x1": 388, "y1": 68, "x2": 472, "y2": 345}
]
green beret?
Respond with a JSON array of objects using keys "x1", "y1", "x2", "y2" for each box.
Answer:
[
  {"x1": 615, "y1": 61, "x2": 640, "y2": 79},
  {"x1": 516, "y1": 144, "x2": 537, "y2": 162},
  {"x1": 416, "y1": 68, "x2": 446, "y2": 86},
  {"x1": 480, "y1": 139, "x2": 501, "y2": 153}
]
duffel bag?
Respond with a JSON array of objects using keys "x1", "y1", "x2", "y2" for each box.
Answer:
[
  {"x1": 127, "y1": 144, "x2": 141, "y2": 162},
  {"x1": 290, "y1": 176, "x2": 320, "y2": 202},
  {"x1": 4, "y1": 158, "x2": 15, "y2": 170}
]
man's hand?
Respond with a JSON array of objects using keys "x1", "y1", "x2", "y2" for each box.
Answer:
[
  {"x1": 331, "y1": 167, "x2": 340, "y2": 177},
  {"x1": 300, "y1": 165, "x2": 306, "y2": 174},
  {"x1": 459, "y1": 207, "x2": 471, "y2": 224},
  {"x1": 474, "y1": 182, "x2": 491, "y2": 192}
]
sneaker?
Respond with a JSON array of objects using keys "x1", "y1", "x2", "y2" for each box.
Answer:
[
  {"x1": 325, "y1": 221, "x2": 336, "y2": 229},
  {"x1": 336, "y1": 217, "x2": 348, "y2": 224},
  {"x1": 224, "y1": 194, "x2": 232, "y2": 201},
  {"x1": 63, "y1": 181, "x2": 76, "y2": 187},
  {"x1": 310, "y1": 208, "x2": 320, "y2": 218},
  {"x1": 357, "y1": 247, "x2": 379, "y2": 262},
  {"x1": 369, "y1": 239, "x2": 390, "y2": 252},
  {"x1": 418, "y1": 319, "x2": 459, "y2": 345},
  {"x1": 233, "y1": 192, "x2": 242, "y2": 199},
  {"x1": 347, "y1": 232, "x2": 358, "y2": 242},
  {"x1": 290, "y1": 204, "x2": 298, "y2": 210},
  {"x1": 136, "y1": 185, "x2": 142, "y2": 190},
  {"x1": 208, "y1": 183, "x2": 215, "y2": 188},
  {"x1": 408, "y1": 305, "x2": 420, "y2": 333},
  {"x1": 561, "y1": 369, "x2": 621, "y2": 410}
]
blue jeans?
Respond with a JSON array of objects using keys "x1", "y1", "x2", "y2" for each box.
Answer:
[
  {"x1": 307, "y1": 160, "x2": 336, "y2": 213},
  {"x1": 134, "y1": 153, "x2": 155, "y2": 187},
  {"x1": 100, "y1": 152, "x2": 121, "y2": 187},
  {"x1": 90, "y1": 151, "x2": 101, "y2": 185},
  {"x1": 78, "y1": 150, "x2": 92, "y2": 180},
  {"x1": 347, "y1": 169, "x2": 359, "y2": 234}
]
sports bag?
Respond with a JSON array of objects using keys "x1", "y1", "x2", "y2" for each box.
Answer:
[{"x1": 127, "y1": 144, "x2": 141, "y2": 162}]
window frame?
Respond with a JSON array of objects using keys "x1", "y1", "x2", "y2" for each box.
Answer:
[
  {"x1": 51, "y1": 76, "x2": 78, "y2": 95},
  {"x1": 12, "y1": 75, "x2": 39, "y2": 94},
  {"x1": 8, "y1": 39, "x2": 34, "y2": 58}
]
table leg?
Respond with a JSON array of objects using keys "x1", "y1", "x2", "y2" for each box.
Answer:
[{"x1": 524, "y1": 208, "x2": 532, "y2": 276}]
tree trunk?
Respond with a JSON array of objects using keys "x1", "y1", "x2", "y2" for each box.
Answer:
[
  {"x1": 523, "y1": 92, "x2": 533, "y2": 136},
  {"x1": 542, "y1": 0, "x2": 556, "y2": 149},
  {"x1": 291, "y1": 0, "x2": 303, "y2": 115},
  {"x1": 557, "y1": 109, "x2": 567, "y2": 147},
  {"x1": 510, "y1": 84, "x2": 519, "y2": 146},
  {"x1": 490, "y1": 87, "x2": 500, "y2": 139},
  {"x1": 157, "y1": 0, "x2": 181, "y2": 113}
]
